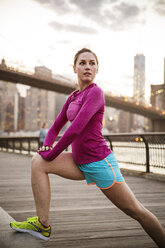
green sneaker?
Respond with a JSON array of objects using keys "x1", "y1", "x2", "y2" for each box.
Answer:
[{"x1": 10, "y1": 216, "x2": 51, "y2": 241}]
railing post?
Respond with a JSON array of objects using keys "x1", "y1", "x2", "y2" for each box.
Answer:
[
  {"x1": 140, "y1": 135, "x2": 150, "y2": 173},
  {"x1": 28, "y1": 139, "x2": 31, "y2": 155},
  {"x1": 38, "y1": 138, "x2": 40, "y2": 149},
  {"x1": 6, "y1": 139, "x2": 8, "y2": 151},
  {"x1": 106, "y1": 136, "x2": 113, "y2": 151},
  {"x1": 20, "y1": 139, "x2": 22, "y2": 154},
  {"x1": 12, "y1": 138, "x2": 15, "y2": 152}
]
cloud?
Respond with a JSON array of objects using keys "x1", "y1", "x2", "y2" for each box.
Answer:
[
  {"x1": 34, "y1": 0, "x2": 146, "y2": 31},
  {"x1": 102, "y1": 2, "x2": 143, "y2": 30},
  {"x1": 71, "y1": 1, "x2": 143, "y2": 30},
  {"x1": 34, "y1": 0, "x2": 98, "y2": 34},
  {"x1": 56, "y1": 40, "x2": 71, "y2": 44},
  {"x1": 34, "y1": 0, "x2": 72, "y2": 14},
  {"x1": 113, "y1": 2, "x2": 140, "y2": 19},
  {"x1": 153, "y1": 0, "x2": 165, "y2": 16},
  {"x1": 70, "y1": 0, "x2": 102, "y2": 17},
  {"x1": 49, "y1": 21, "x2": 98, "y2": 34}
]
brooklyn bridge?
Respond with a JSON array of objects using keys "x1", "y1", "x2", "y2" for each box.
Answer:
[{"x1": 0, "y1": 63, "x2": 165, "y2": 131}]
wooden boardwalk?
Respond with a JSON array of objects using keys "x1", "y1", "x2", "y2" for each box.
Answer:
[{"x1": 0, "y1": 151, "x2": 165, "y2": 248}]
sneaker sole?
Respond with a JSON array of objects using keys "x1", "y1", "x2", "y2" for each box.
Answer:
[{"x1": 10, "y1": 225, "x2": 50, "y2": 241}]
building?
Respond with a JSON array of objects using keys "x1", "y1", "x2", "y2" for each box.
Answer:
[
  {"x1": 34, "y1": 66, "x2": 52, "y2": 78},
  {"x1": 164, "y1": 57, "x2": 165, "y2": 85},
  {"x1": 104, "y1": 106, "x2": 135, "y2": 133},
  {"x1": 0, "y1": 80, "x2": 18, "y2": 133},
  {"x1": 133, "y1": 54, "x2": 147, "y2": 131},
  {"x1": 0, "y1": 61, "x2": 70, "y2": 133},
  {"x1": 150, "y1": 58, "x2": 165, "y2": 111},
  {"x1": 104, "y1": 106, "x2": 119, "y2": 133},
  {"x1": 0, "y1": 58, "x2": 26, "y2": 133},
  {"x1": 25, "y1": 87, "x2": 57, "y2": 131},
  {"x1": 133, "y1": 54, "x2": 145, "y2": 103},
  {"x1": 0, "y1": 79, "x2": 25, "y2": 133},
  {"x1": 150, "y1": 84, "x2": 165, "y2": 110},
  {"x1": 24, "y1": 66, "x2": 56, "y2": 131},
  {"x1": 24, "y1": 65, "x2": 69, "y2": 132},
  {"x1": 17, "y1": 95, "x2": 25, "y2": 131},
  {"x1": 149, "y1": 58, "x2": 165, "y2": 131}
]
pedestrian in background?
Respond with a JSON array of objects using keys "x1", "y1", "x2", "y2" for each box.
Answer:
[{"x1": 39, "y1": 122, "x2": 48, "y2": 147}]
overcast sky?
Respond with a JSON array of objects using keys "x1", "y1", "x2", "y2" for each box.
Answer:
[{"x1": 0, "y1": 0, "x2": 165, "y2": 99}]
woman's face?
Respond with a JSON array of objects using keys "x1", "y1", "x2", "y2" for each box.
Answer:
[{"x1": 73, "y1": 52, "x2": 98, "y2": 84}]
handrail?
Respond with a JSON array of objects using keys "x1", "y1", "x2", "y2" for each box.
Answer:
[
  {"x1": 0, "y1": 133, "x2": 165, "y2": 174},
  {"x1": 103, "y1": 133, "x2": 165, "y2": 174}
]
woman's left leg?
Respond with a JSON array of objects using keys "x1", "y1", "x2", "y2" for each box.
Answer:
[
  {"x1": 101, "y1": 182, "x2": 165, "y2": 248},
  {"x1": 31, "y1": 152, "x2": 85, "y2": 226}
]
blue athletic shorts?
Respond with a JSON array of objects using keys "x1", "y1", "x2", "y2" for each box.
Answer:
[{"x1": 78, "y1": 152, "x2": 125, "y2": 190}]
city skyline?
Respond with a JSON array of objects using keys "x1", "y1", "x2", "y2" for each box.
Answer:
[
  {"x1": 0, "y1": 0, "x2": 165, "y2": 99},
  {"x1": 0, "y1": 59, "x2": 165, "y2": 134}
]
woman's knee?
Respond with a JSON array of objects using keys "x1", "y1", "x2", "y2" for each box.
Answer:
[{"x1": 31, "y1": 154, "x2": 43, "y2": 173}]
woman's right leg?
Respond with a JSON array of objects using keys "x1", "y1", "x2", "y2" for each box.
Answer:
[
  {"x1": 101, "y1": 182, "x2": 165, "y2": 247},
  {"x1": 31, "y1": 152, "x2": 85, "y2": 226}
]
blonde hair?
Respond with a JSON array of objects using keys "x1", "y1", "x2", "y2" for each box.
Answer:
[
  {"x1": 74, "y1": 48, "x2": 99, "y2": 66},
  {"x1": 42, "y1": 122, "x2": 47, "y2": 128}
]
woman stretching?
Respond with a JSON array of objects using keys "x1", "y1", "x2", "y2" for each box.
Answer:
[{"x1": 10, "y1": 48, "x2": 165, "y2": 247}]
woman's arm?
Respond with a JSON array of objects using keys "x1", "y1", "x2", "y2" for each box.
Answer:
[
  {"x1": 39, "y1": 95, "x2": 71, "y2": 148},
  {"x1": 40, "y1": 87, "x2": 104, "y2": 161}
]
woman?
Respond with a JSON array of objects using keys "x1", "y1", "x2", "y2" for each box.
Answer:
[
  {"x1": 39, "y1": 122, "x2": 48, "y2": 147},
  {"x1": 10, "y1": 48, "x2": 165, "y2": 247}
]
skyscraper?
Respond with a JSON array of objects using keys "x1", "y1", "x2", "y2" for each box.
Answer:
[
  {"x1": 133, "y1": 54, "x2": 145, "y2": 103},
  {"x1": 132, "y1": 54, "x2": 148, "y2": 131}
]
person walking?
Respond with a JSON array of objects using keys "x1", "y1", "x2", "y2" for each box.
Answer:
[{"x1": 10, "y1": 48, "x2": 165, "y2": 247}]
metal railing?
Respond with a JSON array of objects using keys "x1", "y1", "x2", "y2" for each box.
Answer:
[
  {"x1": 0, "y1": 133, "x2": 165, "y2": 174},
  {"x1": 104, "y1": 133, "x2": 165, "y2": 174},
  {"x1": 0, "y1": 136, "x2": 40, "y2": 154}
]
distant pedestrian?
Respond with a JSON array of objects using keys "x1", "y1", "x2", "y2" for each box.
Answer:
[
  {"x1": 10, "y1": 48, "x2": 165, "y2": 247},
  {"x1": 39, "y1": 122, "x2": 48, "y2": 147}
]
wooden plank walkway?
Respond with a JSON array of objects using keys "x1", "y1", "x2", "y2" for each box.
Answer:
[{"x1": 0, "y1": 151, "x2": 165, "y2": 248}]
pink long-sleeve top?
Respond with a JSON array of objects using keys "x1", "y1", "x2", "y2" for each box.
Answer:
[{"x1": 39, "y1": 83, "x2": 111, "y2": 164}]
